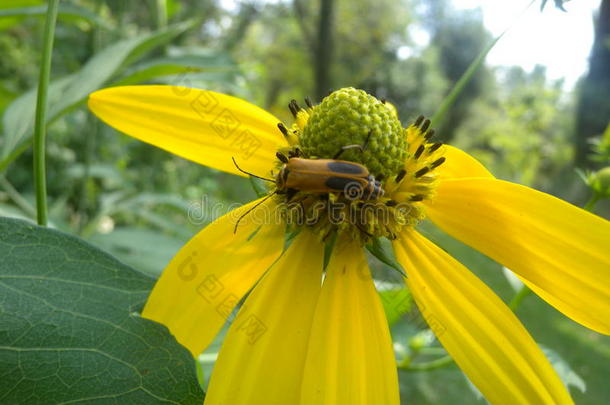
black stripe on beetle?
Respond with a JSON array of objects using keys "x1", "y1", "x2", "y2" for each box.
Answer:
[
  {"x1": 325, "y1": 176, "x2": 363, "y2": 192},
  {"x1": 326, "y1": 161, "x2": 368, "y2": 175}
]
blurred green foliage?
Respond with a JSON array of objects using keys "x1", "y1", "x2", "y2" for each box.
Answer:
[{"x1": 0, "y1": 0, "x2": 609, "y2": 403}]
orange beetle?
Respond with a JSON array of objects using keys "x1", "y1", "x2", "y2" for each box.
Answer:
[
  {"x1": 231, "y1": 134, "x2": 384, "y2": 232},
  {"x1": 274, "y1": 153, "x2": 383, "y2": 200}
]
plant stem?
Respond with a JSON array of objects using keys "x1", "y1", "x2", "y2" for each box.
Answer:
[
  {"x1": 33, "y1": 0, "x2": 60, "y2": 226},
  {"x1": 0, "y1": 176, "x2": 36, "y2": 217},
  {"x1": 77, "y1": 2, "x2": 103, "y2": 232},
  {"x1": 509, "y1": 285, "x2": 532, "y2": 311},
  {"x1": 314, "y1": 0, "x2": 335, "y2": 101},
  {"x1": 401, "y1": 353, "x2": 454, "y2": 372},
  {"x1": 583, "y1": 193, "x2": 601, "y2": 212},
  {"x1": 156, "y1": 0, "x2": 168, "y2": 29},
  {"x1": 0, "y1": 141, "x2": 31, "y2": 173},
  {"x1": 430, "y1": 0, "x2": 536, "y2": 127}
]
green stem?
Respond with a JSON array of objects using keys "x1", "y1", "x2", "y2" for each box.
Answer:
[
  {"x1": 33, "y1": 0, "x2": 60, "y2": 226},
  {"x1": 78, "y1": 2, "x2": 103, "y2": 232},
  {"x1": 156, "y1": 0, "x2": 168, "y2": 29},
  {"x1": 0, "y1": 176, "x2": 36, "y2": 217},
  {"x1": 401, "y1": 354, "x2": 454, "y2": 372},
  {"x1": 509, "y1": 285, "x2": 532, "y2": 311},
  {"x1": 430, "y1": 0, "x2": 536, "y2": 127},
  {"x1": 583, "y1": 193, "x2": 601, "y2": 212},
  {"x1": 418, "y1": 347, "x2": 447, "y2": 356},
  {"x1": 430, "y1": 33, "x2": 504, "y2": 127},
  {"x1": 0, "y1": 140, "x2": 32, "y2": 173}
]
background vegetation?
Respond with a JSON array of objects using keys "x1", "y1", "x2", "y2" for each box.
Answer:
[{"x1": 1, "y1": 0, "x2": 609, "y2": 403}]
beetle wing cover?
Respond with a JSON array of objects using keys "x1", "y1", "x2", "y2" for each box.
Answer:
[
  {"x1": 326, "y1": 160, "x2": 368, "y2": 175},
  {"x1": 324, "y1": 176, "x2": 366, "y2": 191}
]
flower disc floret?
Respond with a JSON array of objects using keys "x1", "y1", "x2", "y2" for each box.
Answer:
[{"x1": 300, "y1": 87, "x2": 406, "y2": 179}]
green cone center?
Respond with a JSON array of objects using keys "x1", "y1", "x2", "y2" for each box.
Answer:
[{"x1": 300, "y1": 87, "x2": 407, "y2": 179}]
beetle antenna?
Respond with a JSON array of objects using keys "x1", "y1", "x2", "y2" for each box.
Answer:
[
  {"x1": 232, "y1": 157, "x2": 275, "y2": 182},
  {"x1": 234, "y1": 192, "x2": 276, "y2": 234},
  {"x1": 334, "y1": 130, "x2": 374, "y2": 159}
]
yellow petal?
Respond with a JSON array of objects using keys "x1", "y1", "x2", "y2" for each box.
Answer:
[
  {"x1": 300, "y1": 238, "x2": 399, "y2": 405},
  {"x1": 88, "y1": 85, "x2": 287, "y2": 178},
  {"x1": 205, "y1": 231, "x2": 324, "y2": 405},
  {"x1": 142, "y1": 198, "x2": 285, "y2": 356},
  {"x1": 425, "y1": 178, "x2": 610, "y2": 334},
  {"x1": 437, "y1": 145, "x2": 494, "y2": 180},
  {"x1": 393, "y1": 230, "x2": 574, "y2": 405}
]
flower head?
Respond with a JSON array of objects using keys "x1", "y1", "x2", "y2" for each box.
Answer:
[{"x1": 89, "y1": 85, "x2": 610, "y2": 405}]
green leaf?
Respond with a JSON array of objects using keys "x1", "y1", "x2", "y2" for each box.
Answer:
[
  {"x1": 0, "y1": 4, "x2": 111, "y2": 29},
  {"x1": 366, "y1": 237, "x2": 406, "y2": 276},
  {"x1": 430, "y1": 29, "x2": 506, "y2": 127},
  {"x1": 248, "y1": 176, "x2": 269, "y2": 198},
  {"x1": 428, "y1": 0, "x2": 543, "y2": 128},
  {"x1": 1, "y1": 21, "x2": 193, "y2": 161},
  {"x1": 114, "y1": 53, "x2": 239, "y2": 86},
  {"x1": 541, "y1": 345, "x2": 587, "y2": 393},
  {"x1": 0, "y1": 84, "x2": 16, "y2": 114},
  {"x1": 0, "y1": 217, "x2": 204, "y2": 404},
  {"x1": 379, "y1": 287, "x2": 412, "y2": 326},
  {"x1": 89, "y1": 227, "x2": 186, "y2": 277},
  {"x1": 0, "y1": 0, "x2": 41, "y2": 30}
]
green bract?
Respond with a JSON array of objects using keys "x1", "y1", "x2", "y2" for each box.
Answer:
[{"x1": 593, "y1": 167, "x2": 610, "y2": 197}]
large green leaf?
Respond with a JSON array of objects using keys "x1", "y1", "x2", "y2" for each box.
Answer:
[
  {"x1": 89, "y1": 227, "x2": 186, "y2": 277},
  {"x1": 0, "y1": 85, "x2": 16, "y2": 114},
  {"x1": 0, "y1": 0, "x2": 41, "y2": 30},
  {"x1": 114, "y1": 52, "x2": 239, "y2": 86},
  {"x1": 0, "y1": 3, "x2": 111, "y2": 29},
  {"x1": 1, "y1": 21, "x2": 193, "y2": 160},
  {"x1": 540, "y1": 345, "x2": 586, "y2": 394},
  {"x1": 0, "y1": 217, "x2": 204, "y2": 404}
]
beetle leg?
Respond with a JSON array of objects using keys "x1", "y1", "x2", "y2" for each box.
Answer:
[
  {"x1": 286, "y1": 188, "x2": 298, "y2": 202},
  {"x1": 288, "y1": 147, "x2": 303, "y2": 158},
  {"x1": 276, "y1": 151, "x2": 289, "y2": 163}
]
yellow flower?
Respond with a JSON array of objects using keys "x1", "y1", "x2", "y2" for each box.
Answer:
[{"x1": 88, "y1": 85, "x2": 610, "y2": 405}]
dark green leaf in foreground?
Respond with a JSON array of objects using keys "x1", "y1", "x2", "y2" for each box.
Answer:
[{"x1": 0, "y1": 217, "x2": 204, "y2": 404}]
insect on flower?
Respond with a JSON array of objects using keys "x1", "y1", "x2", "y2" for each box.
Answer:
[
  {"x1": 231, "y1": 134, "x2": 384, "y2": 233},
  {"x1": 88, "y1": 85, "x2": 610, "y2": 405}
]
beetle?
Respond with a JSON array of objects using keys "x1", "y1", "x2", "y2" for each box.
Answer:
[
  {"x1": 231, "y1": 133, "x2": 383, "y2": 232},
  {"x1": 273, "y1": 154, "x2": 383, "y2": 201}
]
